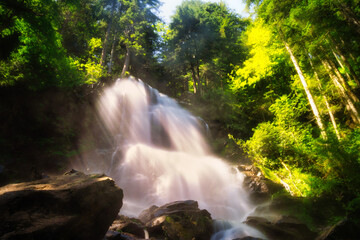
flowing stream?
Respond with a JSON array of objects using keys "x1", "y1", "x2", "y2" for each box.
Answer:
[{"x1": 94, "y1": 78, "x2": 265, "y2": 239}]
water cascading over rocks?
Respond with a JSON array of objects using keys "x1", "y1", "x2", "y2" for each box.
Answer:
[{"x1": 94, "y1": 77, "x2": 264, "y2": 239}]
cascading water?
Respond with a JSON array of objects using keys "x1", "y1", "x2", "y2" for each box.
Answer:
[{"x1": 95, "y1": 78, "x2": 265, "y2": 239}]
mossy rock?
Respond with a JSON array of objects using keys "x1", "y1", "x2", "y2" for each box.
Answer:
[
  {"x1": 139, "y1": 200, "x2": 213, "y2": 240},
  {"x1": 163, "y1": 210, "x2": 213, "y2": 240}
]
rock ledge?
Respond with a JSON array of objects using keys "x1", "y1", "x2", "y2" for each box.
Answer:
[{"x1": 0, "y1": 171, "x2": 123, "y2": 240}]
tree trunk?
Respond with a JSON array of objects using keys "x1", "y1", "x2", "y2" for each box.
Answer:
[
  {"x1": 108, "y1": 33, "x2": 117, "y2": 73},
  {"x1": 332, "y1": 50, "x2": 353, "y2": 84},
  {"x1": 196, "y1": 64, "x2": 201, "y2": 95},
  {"x1": 283, "y1": 41, "x2": 327, "y2": 139},
  {"x1": 331, "y1": 40, "x2": 360, "y2": 86},
  {"x1": 308, "y1": 55, "x2": 341, "y2": 139},
  {"x1": 190, "y1": 65, "x2": 197, "y2": 94},
  {"x1": 324, "y1": 95, "x2": 340, "y2": 139},
  {"x1": 100, "y1": 0, "x2": 117, "y2": 66},
  {"x1": 121, "y1": 47, "x2": 130, "y2": 78},
  {"x1": 327, "y1": 56, "x2": 359, "y2": 103},
  {"x1": 321, "y1": 58, "x2": 360, "y2": 125}
]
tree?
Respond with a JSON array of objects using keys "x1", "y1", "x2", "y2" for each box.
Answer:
[
  {"x1": 117, "y1": 0, "x2": 160, "y2": 78},
  {"x1": 165, "y1": 0, "x2": 247, "y2": 94}
]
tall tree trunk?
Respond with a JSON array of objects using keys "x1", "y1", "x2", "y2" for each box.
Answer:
[
  {"x1": 321, "y1": 58, "x2": 360, "y2": 124},
  {"x1": 196, "y1": 63, "x2": 201, "y2": 95},
  {"x1": 283, "y1": 41, "x2": 327, "y2": 139},
  {"x1": 327, "y1": 56, "x2": 359, "y2": 103},
  {"x1": 190, "y1": 65, "x2": 197, "y2": 94},
  {"x1": 324, "y1": 95, "x2": 341, "y2": 139},
  {"x1": 108, "y1": 33, "x2": 117, "y2": 73},
  {"x1": 308, "y1": 55, "x2": 341, "y2": 139},
  {"x1": 121, "y1": 47, "x2": 130, "y2": 78},
  {"x1": 330, "y1": 40, "x2": 360, "y2": 86},
  {"x1": 100, "y1": 0, "x2": 117, "y2": 66},
  {"x1": 332, "y1": 50, "x2": 353, "y2": 84}
]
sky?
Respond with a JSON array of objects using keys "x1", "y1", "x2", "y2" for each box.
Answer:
[{"x1": 158, "y1": 0, "x2": 249, "y2": 24}]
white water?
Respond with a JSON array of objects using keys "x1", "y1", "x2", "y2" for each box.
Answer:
[{"x1": 96, "y1": 78, "x2": 265, "y2": 239}]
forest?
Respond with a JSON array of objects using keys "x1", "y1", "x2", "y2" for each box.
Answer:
[{"x1": 1, "y1": 0, "x2": 360, "y2": 238}]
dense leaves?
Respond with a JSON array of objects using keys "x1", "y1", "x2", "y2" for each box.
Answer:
[
  {"x1": 163, "y1": 0, "x2": 247, "y2": 94},
  {"x1": 0, "y1": 0, "x2": 82, "y2": 88},
  {"x1": 234, "y1": 0, "x2": 360, "y2": 199}
]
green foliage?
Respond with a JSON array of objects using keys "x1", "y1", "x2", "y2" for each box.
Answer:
[
  {"x1": 239, "y1": 91, "x2": 360, "y2": 197},
  {"x1": 0, "y1": 0, "x2": 84, "y2": 88},
  {"x1": 222, "y1": 0, "x2": 360, "y2": 205},
  {"x1": 231, "y1": 19, "x2": 285, "y2": 89},
  {"x1": 164, "y1": 0, "x2": 247, "y2": 93},
  {"x1": 239, "y1": 93, "x2": 324, "y2": 196},
  {"x1": 71, "y1": 37, "x2": 106, "y2": 84}
]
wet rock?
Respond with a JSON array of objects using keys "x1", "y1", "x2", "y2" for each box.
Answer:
[
  {"x1": 0, "y1": 171, "x2": 123, "y2": 240},
  {"x1": 109, "y1": 215, "x2": 145, "y2": 238},
  {"x1": 239, "y1": 165, "x2": 283, "y2": 204},
  {"x1": 316, "y1": 218, "x2": 360, "y2": 240},
  {"x1": 245, "y1": 216, "x2": 316, "y2": 240},
  {"x1": 138, "y1": 200, "x2": 213, "y2": 240}
]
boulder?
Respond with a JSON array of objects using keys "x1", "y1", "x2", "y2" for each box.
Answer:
[
  {"x1": 0, "y1": 171, "x2": 123, "y2": 240},
  {"x1": 244, "y1": 216, "x2": 317, "y2": 240},
  {"x1": 239, "y1": 165, "x2": 283, "y2": 204},
  {"x1": 138, "y1": 200, "x2": 213, "y2": 240},
  {"x1": 108, "y1": 215, "x2": 145, "y2": 238}
]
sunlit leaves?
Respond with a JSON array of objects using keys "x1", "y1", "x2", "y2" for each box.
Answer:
[
  {"x1": 231, "y1": 19, "x2": 285, "y2": 90},
  {"x1": 88, "y1": 37, "x2": 102, "y2": 54}
]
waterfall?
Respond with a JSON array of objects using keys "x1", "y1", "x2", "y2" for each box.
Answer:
[{"x1": 95, "y1": 77, "x2": 265, "y2": 239}]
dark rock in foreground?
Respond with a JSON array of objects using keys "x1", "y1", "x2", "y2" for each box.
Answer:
[
  {"x1": 138, "y1": 200, "x2": 213, "y2": 240},
  {"x1": 245, "y1": 215, "x2": 317, "y2": 240},
  {"x1": 0, "y1": 171, "x2": 123, "y2": 240}
]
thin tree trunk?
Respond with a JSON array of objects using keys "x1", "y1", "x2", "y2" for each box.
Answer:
[
  {"x1": 196, "y1": 64, "x2": 201, "y2": 95},
  {"x1": 283, "y1": 41, "x2": 327, "y2": 139},
  {"x1": 327, "y1": 56, "x2": 359, "y2": 103},
  {"x1": 100, "y1": 29, "x2": 110, "y2": 66},
  {"x1": 308, "y1": 55, "x2": 341, "y2": 139},
  {"x1": 100, "y1": 0, "x2": 116, "y2": 66},
  {"x1": 324, "y1": 96, "x2": 341, "y2": 139},
  {"x1": 332, "y1": 50, "x2": 353, "y2": 83},
  {"x1": 121, "y1": 47, "x2": 130, "y2": 78},
  {"x1": 108, "y1": 33, "x2": 117, "y2": 73},
  {"x1": 321, "y1": 58, "x2": 360, "y2": 124},
  {"x1": 190, "y1": 65, "x2": 197, "y2": 94},
  {"x1": 331, "y1": 41, "x2": 360, "y2": 86}
]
